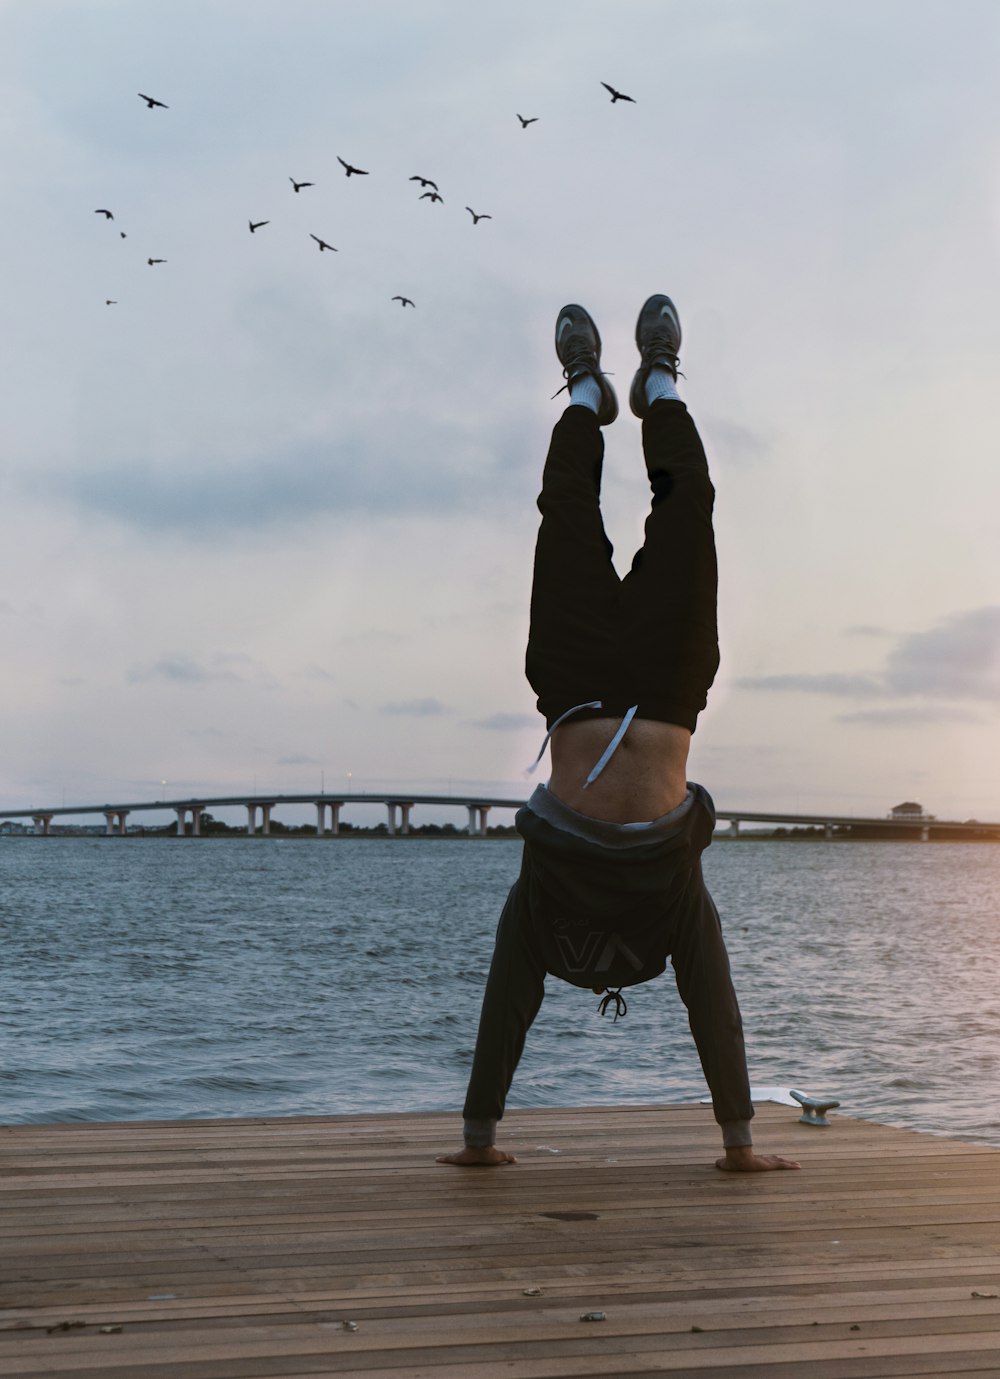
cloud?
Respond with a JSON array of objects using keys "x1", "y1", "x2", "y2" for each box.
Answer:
[
  {"x1": 15, "y1": 261, "x2": 541, "y2": 543},
  {"x1": 693, "y1": 742, "x2": 794, "y2": 762},
  {"x1": 128, "y1": 652, "x2": 273, "y2": 685},
  {"x1": 338, "y1": 630, "x2": 404, "y2": 648},
  {"x1": 740, "y1": 608, "x2": 1000, "y2": 707},
  {"x1": 3, "y1": 601, "x2": 40, "y2": 620},
  {"x1": 883, "y1": 607, "x2": 1000, "y2": 700},
  {"x1": 302, "y1": 663, "x2": 336, "y2": 681},
  {"x1": 737, "y1": 672, "x2": 886, "y2": 697},
  {"x1": 277, "y1": 754, "x2": 321, "y2": 766},
  {"x1": 379, "y1": 697, "x2": 450, "y2": 717},
  {"x1": 129, "y1": 654, "x2": 216, "y2": 684},
  {"x1": 468, "y1": 712, "x2": 538, "y2": 730},
  {"x1": 24, "y1": 416, "x2": 523, "y2": 538},
  {"x1": 838, "y1": 706, "x2": 986, "y2": 727},
  {"x1": 700, "y1": 417, "x2": 770, "y2": 466}
]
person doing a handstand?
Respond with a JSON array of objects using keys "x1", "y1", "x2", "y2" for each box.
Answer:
[{"x1": 438, "y1": 295, "x2": 799, "y2": 1173}]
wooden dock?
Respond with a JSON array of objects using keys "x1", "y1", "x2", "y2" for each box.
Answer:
[{"x1": 2, "y1": 1103, "x2": 1000, "y2": 1377}]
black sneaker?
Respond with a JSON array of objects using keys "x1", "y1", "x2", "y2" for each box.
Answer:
[
  {"x1": 629, "y1": 294, "x2": 682, "y2": 418},
  {"x1": 552, "y1": 303, "x2": 618, "y2": 425}
]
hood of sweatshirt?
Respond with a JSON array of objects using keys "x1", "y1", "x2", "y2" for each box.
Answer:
[{"x1": 513, "y1": 783, "x2": 717, "y2": 987}]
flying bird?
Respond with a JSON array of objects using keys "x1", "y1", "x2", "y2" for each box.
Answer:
[
  {"x1": 105, "y1": 300, "x2": 117, "y2": 305},
  {"x1": 120, "y1": 231, "x2": 126, "y2": 238},
  {"x1": 409, "y1": 176, "x2": 438, "y2": 190},
  {"x1": 392, "y1": 296, "x2": 415, "y2": 308},
  {"x1": 147, "y1": 257, "x2": 166, "y2": 265},
  {"x1": 466, "y1": 207, "x2": 492, "y2": 224},
  {"x1": 289, "y1": 178, "x2": 314, "y2": 192},
  {"x1": 94, "y1": 208, "x2": 114, "y2": 219},
  {"x1": 309, "y1": 234, "x2": 337, "y2": 252},
  {"x1": 516, "y1": 114, "x2": 538, "y2": 127},
  {"x1": 249, "y1": 219, "x2": 269, "y2": 233},
  {"x1": 337, "y1": 156, "x2": 369, "y2": 177},
  {"x1": 601, "y1": 81, "x2": 635, "y2": 103},
  {"x1": 420, "y1": 191, "x2": 443, "y2": 204},
  {"x1": 138, "y1": 92, "x2": 168, "y2": 109}
]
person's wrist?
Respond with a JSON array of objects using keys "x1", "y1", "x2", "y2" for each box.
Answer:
[{"x1": 463, "y1": 1116, "x2": 497, "y2": 1148}]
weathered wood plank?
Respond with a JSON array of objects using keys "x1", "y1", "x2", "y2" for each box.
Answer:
[
  {"x1": 2, "y1": 1104, "x2": 999, "y2": 1378},
  {"x1": 6, "y1": 1323, "x2": 1000, "y2": 1377}
]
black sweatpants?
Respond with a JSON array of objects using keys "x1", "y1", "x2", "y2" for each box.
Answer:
[{"x1": 526, "y1": 399, "x2": 720, "y2": 732}]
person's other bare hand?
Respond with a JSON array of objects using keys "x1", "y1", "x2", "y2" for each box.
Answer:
[
  {"x1": 715, "y1": 1146, "x2": 801, "y2": 1172},
  {"x1": 436, "y1": 1145, "x2": 518, "y2": 1166}
]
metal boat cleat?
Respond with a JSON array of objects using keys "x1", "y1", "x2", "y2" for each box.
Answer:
[{"x1": 789, "y1": 1089, "x2": 840, "y2": 1127}]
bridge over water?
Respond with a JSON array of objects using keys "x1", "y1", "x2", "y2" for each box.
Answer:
[{"x1": 2, "y1": 794, "x2": 998, "y2": 840}]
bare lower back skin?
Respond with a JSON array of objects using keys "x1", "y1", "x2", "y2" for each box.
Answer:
[{"x1": 547, "y1": 716, "x2": 691, "y2": 823}]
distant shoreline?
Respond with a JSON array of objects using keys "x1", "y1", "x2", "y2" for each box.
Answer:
[{"x1": 4, "y1": 826, "x2": 999, "y2": 843}]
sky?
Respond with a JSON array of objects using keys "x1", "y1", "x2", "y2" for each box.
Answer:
[{"x1": 2, "y1": 0, "x2": 999, "y2": 828}]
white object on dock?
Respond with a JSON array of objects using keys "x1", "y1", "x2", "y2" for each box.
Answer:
[
  {"x1": 700, "y1": 1086, "x2": 841, "y2": 1123},
  {"x1": 701, "y1": 1086, "x2": 801, "y2": 1107}
]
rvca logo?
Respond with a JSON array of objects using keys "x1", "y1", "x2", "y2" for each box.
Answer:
[{"x1": 553, "y1": 927, "x2": 643, "y2": 974}]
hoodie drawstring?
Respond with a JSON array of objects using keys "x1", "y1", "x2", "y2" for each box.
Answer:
[
  {"x1": 526, "y1": 700, "x2": 640, "y2": 787},
  {"x1": 597, "y1": 988, "x2": 628, "y2": 1022}
]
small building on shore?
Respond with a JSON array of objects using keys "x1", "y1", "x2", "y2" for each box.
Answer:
[{"x1": 889, "y1": 800, "x2": 935, "y2": 821}]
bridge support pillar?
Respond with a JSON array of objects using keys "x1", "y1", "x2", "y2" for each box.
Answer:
[
  {"x1": 261, "y1": 804, "x2": 272, "y2": 836},
  {"x1": 386, "y1": 803, "x2": 397, "y2": 836},
  {"x1": 315, "y1": 802, "x2": 344, "y2": 836},
  {"x1": 824, "y1": 822, "x2": 834, "y2": 840},
  {"x1": 175, "y1": 807, "x2": 187, "y2": 836},
  {"x1": 729, "y1": 818, "x2": 741, "y2": 836},
  {"x1": 190, "y1": 806, "x2": 203, "y2": 837},
  {"x1": 105, "y1": 810, "x2": 128, "y2": 836},
  {"x1": 400, "y1": 803, "x2": 413, "y2": 835},
  {"x1": 467, "y1": 804, "x2": 478, "y2": 835},
  {"x1": 920, "y1": 824, "x2": 930, "y2": 842},
  {"x1": 478, "y1": 805, "x2": 490, "y2": 836},
  {"x1": 32, "y1": 814, "x2": 54, "y2": 836},
  {"x1": 246, "y1": 804, "x2": 257, "y2": 836}
]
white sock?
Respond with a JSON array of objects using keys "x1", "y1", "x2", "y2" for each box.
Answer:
[
  {"x1": 645, "y1": 366, "x2": 680, "y2": 406},
  {"x1": 569, "y1": 373, "x2": 602, "y2": 413}
]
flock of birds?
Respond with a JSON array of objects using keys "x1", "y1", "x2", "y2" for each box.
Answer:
[{"x1": 96, "y1": 83, "x2": 637, "y2": 308}]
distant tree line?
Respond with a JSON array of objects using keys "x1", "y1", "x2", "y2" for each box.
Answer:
[{"x1": 736, "y1": 824, "x2": 1000, "y2": 842}]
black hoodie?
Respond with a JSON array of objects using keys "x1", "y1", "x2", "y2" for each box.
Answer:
[
  {"x1": 461, "y1": 782, "x2": 754, "y2": 1148},
  {"x1": 515, "y1": 782, "x2": 718, "y2": 990}
]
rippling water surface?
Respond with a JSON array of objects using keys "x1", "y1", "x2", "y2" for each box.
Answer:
[{"x1": 2, "y1": 836, "x2": 998, "y2": 1146}]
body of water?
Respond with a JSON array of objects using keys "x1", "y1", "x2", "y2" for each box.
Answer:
[{"x1": 2, "y1": 836, "x2": 999, "y2": 1148}]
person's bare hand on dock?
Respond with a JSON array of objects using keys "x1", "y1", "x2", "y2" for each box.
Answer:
[
  {"x1": 715, "y1": 1146, "x2": 801, "y2": 1172},
  {"x1": 436, "y1": 1146, "x2": 518, "y2": 1167}
]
